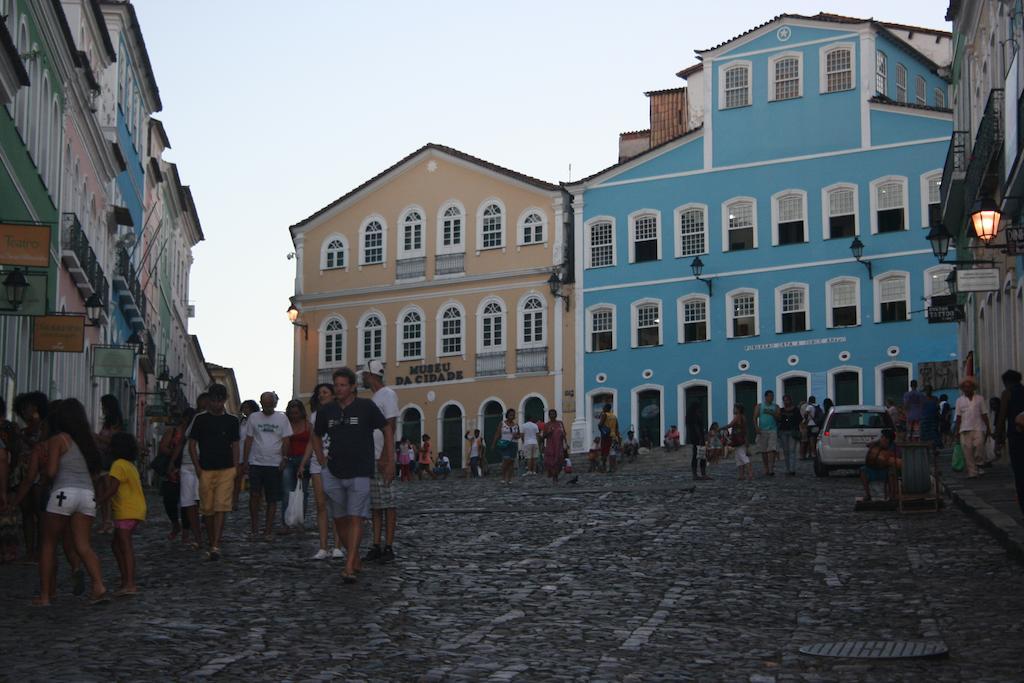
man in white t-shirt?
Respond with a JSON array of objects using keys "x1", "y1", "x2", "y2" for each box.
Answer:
[
  {"x1": 954, "y1": 376, "x2": 991, "y2": 478},
  {"x1": 360, "y1": 360, "x2": 399, "y2": 564},
  {"x1": 521, "y1": 419, "x2": 540, "y2": 475},
  {"x1": 242, "y1": 391, "x2": 293, "y2": 539}
]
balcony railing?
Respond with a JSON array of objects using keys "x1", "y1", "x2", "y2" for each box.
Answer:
[
  {"x1": 475, "y1": 351, "x2": 506, "y2": 377},
  {"x1": 940, "y1": 131, "x2": 968, "y2": 207},
  {"x1": 60, "y1": 213, "x2": 108, "y2": 314},
  {"x1": 114, "y1": 247, "x2": 146, "y2": 330},
  {"x1": 961, "y1": 89, "x2": 1004, "y2": 231},
  {"x1": 434, "y1": 252, "x2": 464, "y2": 276},
  {"x1": 516, "y1": 347, "x2": 548, "y2": 373},
  {"x1": 396, "y1": 256, "x2": 426, "y2": 280}
]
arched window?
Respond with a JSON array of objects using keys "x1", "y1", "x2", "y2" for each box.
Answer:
[
  {"x1": 722, "y1": 63, "x2": 751, "y2": 108},
  {"x1": 724, "y1": 198, "x2": 756, "y2": 251},
  {"x1": 934, "y1": 88, "x2": 946, "y2": 108},
  {"x1": 675, "y1": 204, "x2": 707, "y2": 257},
  {"x1": 479, "y1": 299, "x2": 505, "y2": 351},
  {"x1": 519, "y1": 295, "x2": 545, "y2": 348},
  {"x1": 632, "y1": 299, "x2": 662, "y2": 347},
  {"x1": 361, "y1": 218, "x2": 385, "y2": 265},
  {"x1": 479, "y1": 201, "x2": 504, "y2": 249},
  {"x1": 399, "y1": 309, "x2": 424, "y2": 360},
  {"x1": 872, "y1": 177, "x2": 907, "y2": 233},
  {"x1": 875, "y1": 50, "x2": 888, "y2": 95},
  {"x1": 587, "y1": 305, "x2": 615, "y2": 352},
  {"x1": 400, "y1": 208, "x2": 424, "y2": 256},
  {"x1": 321, "y1": 318, "x2": 346, "y2": 367},
  {"x1": 922, "y1": 171, "x2": 942, "y2": 228},
  {"x1": 438, "y1": 305, "x2": 463, "y2": 356},
  {"x1": 519, "y1": 210, "x2": 546, "y2": 245},
  {"x1": 773, "y1": 191, "x2": 806, "y2": 245},
  {"x1": 770, "y1": 54, "x2": 801, "y2": 101},
  {"x1": 823, "y1": 184, "x2": 857, "y2": 239},
  {"x1": 438, "y1": 202, "x2": 464, "y2": 251},
  {"x1": 876, "y1": 272, "x2": 910, "y2": 323},
  {"x1": 776, "y1": 284, "x2": 809, "y2": 333},
  {"x1": 678, "y1": 295, "x2": 709, "y2": 343},
  {"x1": 827, "y1": 277, "x2": 860, "y2": 328},
  {"x1": 321, "y1": 235, "x2": 346, "y2": 269},
  {"x1": 822, "y1": 45, "x2": 853, "y2": 92},
  {"x1": 358, "y1": 313, "x2": 384, "y2": 364},
  {"x1": 586, "y1": 217, "x2": 615, "y2": 268},
  {"x1": 727, "y1": 289, "x2": 758, "y2": 338},
  {"x1": 914, "y1": 75, "x2": 926, "y2": 104},
  {"x1": 629, "y1": 210, "x2": 660, "y2": 263},
  {"x1": 895, "y1": 63, "x2": 908, "y2": 102}
]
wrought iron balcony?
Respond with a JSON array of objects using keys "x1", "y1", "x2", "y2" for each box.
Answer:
[
  {"x1": 516, "y1": 347, "x2": 548, "y2": 373},
  {"x1": 960, "y1": 89, "x2": 1004, "y2": 233},
  {"x1": 940, "y1": 131, "x2": 968, "y2": 223},
  {"x1": 434, "y1": 252, "x2": 464, "y2": 276},
  {"x1": 60, "y1": 213, "x2": 108, "y2": 315},
  {"x1": 475, "y1": 351, "x2": 506, "y2": 376},
  {"x1": 114, "y1": 247, "x2": 146, "y2": 330},
  {"x1": 396, "y1": 256, "x2": 426, "y2": 280}
]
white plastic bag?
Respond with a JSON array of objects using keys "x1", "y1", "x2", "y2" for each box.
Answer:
[{"x1": 284, "y1": 478, "x2": 303, "y2": 527}]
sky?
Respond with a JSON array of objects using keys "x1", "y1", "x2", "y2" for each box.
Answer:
[{"x1": 130, "y1": 0, "x2": 949, "y2": 404}]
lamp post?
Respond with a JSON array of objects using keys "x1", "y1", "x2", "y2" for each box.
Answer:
[
  {"x1": 690, "y1": 256, "x2": 713, "y2": 295},
  {"x1": 849, "y1": 237, "x2": 873, "y2": 279},
  {"x1": 84, "y1": 292, "x2": 104, "y2": 326},
  {"x1": 125, "y1": 331, "x2": 145, "y2": 356},
  {"x1": 3, "y1": 269, "x2": 29, "y2": 310},
  {"x1": 546, "y1": 271, "x2": 570, "y2": 311},
  {"x1": 926, "y1": 223, "x2": 952, "y2": 262},
  {"x1": 969, "y1": 196, "x2": 1001, "y2": 243},
  {"x1": 287, "y1": 303, "x2": 308, "y2": 339}
]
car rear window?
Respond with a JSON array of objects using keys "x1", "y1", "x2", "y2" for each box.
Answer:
[{"x1": 827, "y1": 411, "x2": 893, "y2": 429}]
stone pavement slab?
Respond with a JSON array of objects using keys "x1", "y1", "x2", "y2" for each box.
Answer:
[{"x1": 1, "y1": 452, "x2": 1022, "y2": 681}]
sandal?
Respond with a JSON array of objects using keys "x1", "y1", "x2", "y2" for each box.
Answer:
[
  {"x1": 89, "y1": 592, "x2": 111, "y2": 605},
  {"x1": 341, "y1": 571, "x2": 357, "y2": 584}
]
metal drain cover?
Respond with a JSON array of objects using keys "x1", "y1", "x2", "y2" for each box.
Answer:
[{"x1": 800, "y1": 641, "x2": 948, "y2": 659}]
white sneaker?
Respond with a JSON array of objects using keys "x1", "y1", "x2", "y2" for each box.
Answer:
[
  {"x1": 331, "y1": 548, "x2": 345, "y2": 558},
  {"x1": 311, "y1": 549, "x2": 329, "y2": 560}
]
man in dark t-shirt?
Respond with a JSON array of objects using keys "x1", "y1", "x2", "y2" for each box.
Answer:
[
  {"x1": 187, "y1": 383, "x2": 239, "y2": 560},
  {"x1": 312, "y1": 367, "x2": 391, "y2": 582}
]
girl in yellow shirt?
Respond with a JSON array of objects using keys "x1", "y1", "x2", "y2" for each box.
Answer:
[{"x1": 99, "y1": 433, "x2": 146, "y2": 596}]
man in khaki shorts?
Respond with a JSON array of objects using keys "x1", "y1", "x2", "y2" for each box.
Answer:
[
  {"x1": 187, "y1": 383, "x2": 240, "y2": 561},
  {"x1": 753, "y1": 390, "x2": 780, "y2": 477}
]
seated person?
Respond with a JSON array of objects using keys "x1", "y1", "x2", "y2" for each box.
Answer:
[
  {"x1": 664, "y1": 425, "x2": 681, "y2": 451},
  {"x1": 622, "y1": 430, "x2": 639, "y2": 459},
  {"x1": 432, "y1": 454, "x2": 452, "y2": 479},
  {"x1": 639, "y1": 430, "x2": 653, "y2": 449},
  {"x1": 860, "y1": 429, "x2": 901, "y2": 501}
]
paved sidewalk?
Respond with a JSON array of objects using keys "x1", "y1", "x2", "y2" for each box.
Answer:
[{"x1": 940, "y1": 450, "x2": 1024, "y2": 562}]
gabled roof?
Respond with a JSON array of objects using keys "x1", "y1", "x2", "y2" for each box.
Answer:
[
  {"x1": 696, "y1": 13, "x2": 949, "y2": 73},
  {"x1": 289, "y1": 143, "x2": 560, "y2": 234},
  {"x1": 565, "y1": 124, "x2": 704, "y2": 190},
  {"x1": 676, "y1": 61, "x2": 703, "y2": 80}
]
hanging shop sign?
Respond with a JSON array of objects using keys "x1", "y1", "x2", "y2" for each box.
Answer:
[
  {"x1": 926, "y1": 295, "x2": 965, "y2": 324},
  {"x1": 32, "y1": 314, "x2": 85, "y2": 353},
  {"x1": 1005, "y1": 225, "x2": 1024, "y2": 256},
  {"x1": 0, "y1": 224, "x2": 50, "y2": 268},
  {"x1": 92, "y1": 345, "x2": 136, "y2": 378},
  {"x1": 954, "y1": 268, "x2": 1000, "y2": 292}
]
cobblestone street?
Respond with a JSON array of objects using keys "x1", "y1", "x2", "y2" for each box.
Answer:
[{"x1": 2, "y1": 452, "x2": 1023, "y2": 681}]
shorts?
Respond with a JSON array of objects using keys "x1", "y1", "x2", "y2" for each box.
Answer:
[
  {"x1": 523, "y1": 444, "x2": 539, "y2": 460},
  {"x1": 249, "y1": 465, "x2": 283, "y2": 503},
  {"x1": 755, "y1": 431, "x2": 778, "y2": 454},
  {"x1": 45, "y1": 486, "x2": 96, "y2": 517},
  {"x1": 180, "y1": 467, "x2": 199, "y2": 508},
  {"x1": 734, "y1": 445, "x2": 750, "y2": 466},
  {"x1": 309, "y1": 456, "x2": 322, "y2": 476},
  {"x1": 114, "y1": 519, "x2": 139, "y2": 531},
  {"x1": 321, "y1": 470, "x2": 370, "y2": 519},
  {"x1": 199, "y1": 467, "x2": 236, "y2": 515},
  {"x1": 370, "y1": 473, "x2": 397, "y2": 510},
  {"x1": 499, "y1": 444, "x2": 517, "y2": 461}
]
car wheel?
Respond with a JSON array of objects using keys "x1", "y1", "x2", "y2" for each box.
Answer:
[{"x1": 813, "y1": 454, "x2": 829, "y2": 477}]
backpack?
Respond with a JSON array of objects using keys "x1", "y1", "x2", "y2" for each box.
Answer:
[{"x1": 813, "y1": 405, "x2": 824, "y2": 425}]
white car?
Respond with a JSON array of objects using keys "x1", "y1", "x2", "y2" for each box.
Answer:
[{"x1": 814, "y1": 405, "x2": 894, "y2": 476}]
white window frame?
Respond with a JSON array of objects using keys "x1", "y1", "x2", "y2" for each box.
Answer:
[
  {"x1": 826, "y1": 276, "x2": 862, "y2": 328},
  {"x1": 476, "y1": 296, "x2": 507, "y2": 353},
  {"x1": 875, "y1": 50, "x2": 888, "y2": 95},
  {"x1": 673, "y1": 203, "x2": 708, "y2": 258},
  {"x1": 677, "y1": 293, "x2": 710, "y2": 344},
  {"x1": 934, "y1": 87, "x2": 946, "y2": 108},
  {"x1": 358, "y1": 215, "x2": 387, "y2": 267},
  {"x1": 628, "y1": 208, "x2": 662, "y2": 263},
  {"x1": 585, "y1": 215, "x2": 617, "y2": 268},
  {"x1": 869, "y1": 175, "x2": 909, "y2": 234},
  {"x1": 774, "y1": 282, "x2": 810, "y2": 333},
  {"x1": 586, "y1": 304, "x2": 616, "y2": 352},
  {"x1": 516, "y1": 207, "x2": 547, "y2": 247},
  {"x1": 828, "y1": 365, "x2": 864, "y2": 405},
  {"x1": 914, "y1": 75, "x2": 926, "y2": 105},
  {"x1": 517, "y1": 292, "x2": 547, "y2": 349},
  {"x1": 721, "y1": 197, "x2": 758, "y2": 252},
  {"x1": 631, "y1": 298, "x2": 663, "y2": 348},
  {"x1": 818, "y1": 42, "x2": 855, "y2": 94},
  {"x1": 768, "y1": 51, "x2": 803, "y2": 101},
  {"x1": 874, "y1": 361, "x2": 914, "y2": 405},
  {"x1": 319, "y1": 316, "x2": 347, "y2": 368},
  {"x1": 718, "y1": 60, "x2": 752, "y2": 110},
  {"x1": 775, "y1": 371, "x2": 812, "y2": 403},
  {"x1": 919, "y1": 169, "x2": 942, "y2": 228},
  {"x1": 436, "y1": 200, "x2": 466, "y2": 255},
  {"x1": 396, "y1": 305, "x2": 426, "y2": 361},
  {"x1": 820, "y1": 182, "x2": 860, "y2": 240},
  {"x1": 895, "y1": 63, "x2": 908, "y2": 102},
  {"x1": 770, "y1": 189, "x2": 808, "y2": 246},
  {"x1": 436, "y1": 302, "x2": 465, "y2": 357},
  {"x1": 476, "y1": 197, "x2": 506, "y2": 252},
  {"x1": 725, "y1": 288, "x2": 759, "y2": 339},
  {"x1": 320, "y1": 233, "x2": 348, "y2": 270},
  {"x1": 356, "y1": 310, "x2": 386, "y2": 366},
  {"x1": 873, "y1": 270, "x2": 911, "y2": 323},
  {"x1": 398, "y1": 205, "x2": 426, "y2": 258},
  {"x1": 923, "y1": 264, "x2": 954, "y2": 305}
]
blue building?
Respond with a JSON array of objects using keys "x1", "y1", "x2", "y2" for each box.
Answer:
[{"x1": 567, "y1": 13, "x2": 958, "y2": 448}]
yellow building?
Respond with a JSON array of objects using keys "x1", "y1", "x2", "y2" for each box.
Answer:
[{"x1": 288, "y1": 144, "x2": 575, "y2": 464}]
